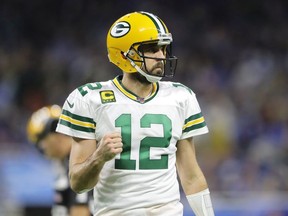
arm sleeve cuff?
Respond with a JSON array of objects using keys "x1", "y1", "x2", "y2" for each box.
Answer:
[{"x1": 186, "y1": 188, "x2": 215, "y2": 216}]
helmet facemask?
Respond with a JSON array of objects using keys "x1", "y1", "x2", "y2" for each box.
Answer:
[{"x1": 125, "y1": 39, "x2": 178, "y2": 83}]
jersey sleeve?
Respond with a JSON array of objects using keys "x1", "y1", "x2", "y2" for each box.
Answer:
[
  {"x1": 56, "y1": 88, "x2": 96, "y2": 139},
  {"x1": 180, "y1": 88, "x2": 209, "y2": 139}
]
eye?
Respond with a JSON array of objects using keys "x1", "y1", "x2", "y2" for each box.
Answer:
[
  {"x1": 140, "y1": 44, "x2": 166, "y2": 54},
  {"x1": 143, "y1": 45, "x2": 157, "y2": 53},
  {"x1": 149, "y1": 46, "x2": 159, "y2": 53},
  {"x1": 138, "y1": 43, "x2": 156, "y2": 53}
]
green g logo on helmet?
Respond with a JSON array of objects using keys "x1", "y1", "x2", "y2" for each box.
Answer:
[{"x1": 110, "y1": 21, "x2": 130, "y2": 38}]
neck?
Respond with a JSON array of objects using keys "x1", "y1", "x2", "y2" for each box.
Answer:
[{"x1": 121, "y1": 73, "x2": 154, "y2": 99}]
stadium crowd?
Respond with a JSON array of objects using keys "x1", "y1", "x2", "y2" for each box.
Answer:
[{"x1": 0, "y1": 0, "x2": 287, "y2": 214}]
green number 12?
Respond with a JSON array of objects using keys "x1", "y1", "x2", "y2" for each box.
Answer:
[{"x1": 115, "y1": 113, "x2": 172, "y2": 170}]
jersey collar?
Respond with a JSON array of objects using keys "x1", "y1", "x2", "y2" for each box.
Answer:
[{"x1": 112, "y1": 75, "x2": 159, "y2": 104}]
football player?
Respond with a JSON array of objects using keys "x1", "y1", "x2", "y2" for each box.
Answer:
[
  {"x1": 56, "y1": 11, "x2": 214, "y2": 215},
  {"x1": 27, "y1": 105, "x2": 93, "y2": 216}
]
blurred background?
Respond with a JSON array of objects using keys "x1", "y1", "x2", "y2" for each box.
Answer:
[{"x1": 0, "y1": 0, "x2": 288, "y2": 215}]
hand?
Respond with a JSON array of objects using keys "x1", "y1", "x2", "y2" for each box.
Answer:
[{"x1": 96, "y1": 132, "x2": 123, "y2": 162}]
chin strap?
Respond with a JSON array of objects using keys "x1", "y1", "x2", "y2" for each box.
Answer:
[{"x1": 128, "y1": 58, "x2": 162, "y2": 83}]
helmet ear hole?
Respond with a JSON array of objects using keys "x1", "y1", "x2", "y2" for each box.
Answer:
[
  {"x1": 127, "y1": 50, "x2": 135, "y2": 57},
  {"x1": 120, "y1": 52, "x2": 127, "y2": 59}
]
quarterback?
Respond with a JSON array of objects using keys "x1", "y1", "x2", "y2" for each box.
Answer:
[{"x1": 56, "y1": 11, "x2": 215, "y2": 215}]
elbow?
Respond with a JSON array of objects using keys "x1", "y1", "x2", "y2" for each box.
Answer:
[
  {"x1": 69, "y1": 171, "x2": 95, "y2": 194},
  {"x1": 69, "y1": 172, "x2": 87, "y2": 194},
  {"x1": 70, "y1": 183, "x2": 84, "y2": 194}
]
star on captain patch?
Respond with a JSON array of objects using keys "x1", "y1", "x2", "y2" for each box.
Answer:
[{"x1": 100, "y1": 90, "x2": 116, "y2": 103}]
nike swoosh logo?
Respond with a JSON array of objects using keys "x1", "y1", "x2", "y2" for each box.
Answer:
[{"x1": 67, "y1": 100, "x2": 74, "y2": 108}]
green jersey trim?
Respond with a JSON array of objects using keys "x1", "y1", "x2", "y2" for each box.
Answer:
[
  {"x1": 59, "y1": 109, "x2": 96, "y2": 133},
  {"x1": 183, "y1": 112, "x2": 207, "y2": 133},
  {"x1": 112, "y1": 76, "x2": 159, "y2": 104}
]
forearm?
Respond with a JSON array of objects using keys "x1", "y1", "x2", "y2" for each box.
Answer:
[
  {"x1": 181, "y1": 172, "x2": 208, "y2": 195},
  {"x1": 69, "y1": 153, "x2": 105, "y2": 193},
  {"x1": 178, "y1": 160, "x2": 214, "y2": 215},
  {"x1": 182, "y1": 173, "x2": 214, "y2": 216},
  {"x1": 176, "y1": 138, "x2": 214, "y2": 215},
  {"x1": 69, "y1": 132, "x2": 122, "y2": 193}
]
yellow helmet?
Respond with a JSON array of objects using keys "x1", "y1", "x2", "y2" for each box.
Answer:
[
  {"x1": 26, "y1": 105, "x2": 62, "y2": 145},
  {"x1": 107, "y1": 11, "x2": 177, "y2": 82}
]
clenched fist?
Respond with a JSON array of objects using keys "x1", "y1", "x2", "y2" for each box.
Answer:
[{"x1": 96, "y1": 132, "x2": 123, "y2": 162}]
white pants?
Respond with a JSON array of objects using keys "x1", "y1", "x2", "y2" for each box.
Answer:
[{"x1": 95, "y1": 201, "x2": 183, "y2": 216}]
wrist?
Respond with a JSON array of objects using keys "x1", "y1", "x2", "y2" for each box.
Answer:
[{"x1": 186, "y1": 188, "x2": 215, "y2": 216}]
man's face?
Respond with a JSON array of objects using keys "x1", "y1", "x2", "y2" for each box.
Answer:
[{"x1": 139, "y1": 43, "x2": 166, "y2": 76}]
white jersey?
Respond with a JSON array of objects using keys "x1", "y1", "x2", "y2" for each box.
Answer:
[{"x1": 56, "y1": 75, "x2": 208, "y2": 216}]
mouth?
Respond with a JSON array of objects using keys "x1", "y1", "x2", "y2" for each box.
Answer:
[
  {"x1": 154, "y1": 70, "x2": 164, "y2": 76},
  {"x1": 152, "y1": 62, "x2": 164, "y2": 74}
]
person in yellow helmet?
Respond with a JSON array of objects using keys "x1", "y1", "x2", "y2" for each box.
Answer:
[
  {"x1": 56, "y1": 11, "x2": 215, "y2": 216},
  {"x1": 27, "y1": 105, "x2": 93, "y2": 216}
]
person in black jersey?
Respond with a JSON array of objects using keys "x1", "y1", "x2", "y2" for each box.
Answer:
[{"x1": 27, "y1": 105, "x2": 93, "y2": 216}]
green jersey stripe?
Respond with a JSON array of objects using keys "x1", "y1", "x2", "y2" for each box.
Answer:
[
  {"x1": 62, "y1": 109, "x2": 95, "y2": 124},
  {"x1": 140, "y1": 11, "x2": 167, "y2": 34},
  {"x1": 183, "y1": 121, "x2": 207, "y2": 133},
  {"x1": 59, "y1": 119, "x2": 95, "y2": 133},
  {"x1": 184, "y1": 112, "x2": 203, "y2": 124}
]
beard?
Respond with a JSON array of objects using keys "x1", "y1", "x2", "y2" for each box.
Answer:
[
  {"x1": 151, "y1": 62, "x2": 164, "y2": 76},
  {"x1": 131, "y1": 62, "x2": 164, "y2": 84}
]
